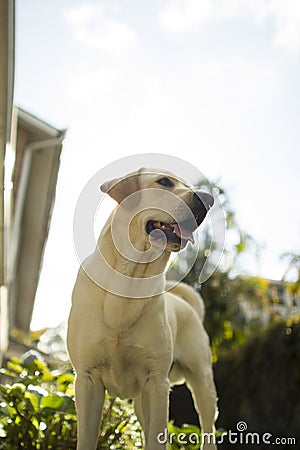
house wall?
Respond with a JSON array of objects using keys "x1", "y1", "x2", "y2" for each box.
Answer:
[
  {"x1": 0, "y1": 0, "x2": 15, "y2": 365},
  {"x1": 0, "y1": 0, "x2": 10, "y2": 286}
]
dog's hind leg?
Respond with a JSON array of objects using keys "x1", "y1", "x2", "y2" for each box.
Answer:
[
  {"x1": 75, "y1": 371, "x2": 105, "y2": 450},
  {"x1": 178, "y1": 322, "x2": 218, "y2": 450},
  {"x1": 185, "y1": 370, "x2": 218, "y2": 450}
]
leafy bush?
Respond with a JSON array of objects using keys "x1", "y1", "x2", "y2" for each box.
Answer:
[
  {"x1": 0, "y1": 356, "x2": 76, "y2": 449},
  {"x1": 0, "y1": 356, "x2": 142, "y2": 449}
]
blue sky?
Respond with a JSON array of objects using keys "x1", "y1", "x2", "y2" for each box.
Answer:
[{"x1": 15, "y1": 0, "x2": 300, "y2": 329}]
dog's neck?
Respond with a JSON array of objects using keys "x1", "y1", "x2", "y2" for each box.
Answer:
[
  {"x1": 98, "y1": 211, "x2": 171, "y2": 280},
  {"x1": 83, "y1": 210, "x2": 171, "y2": 329}
]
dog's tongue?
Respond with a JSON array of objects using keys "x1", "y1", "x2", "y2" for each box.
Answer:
[{"x1": 172, "y1": 224, "x2": 195, "y2": 244}]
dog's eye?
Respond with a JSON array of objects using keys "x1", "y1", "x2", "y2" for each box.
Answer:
[{"x1": 156, "y1": 177, "x2": 174, "y2": 188}]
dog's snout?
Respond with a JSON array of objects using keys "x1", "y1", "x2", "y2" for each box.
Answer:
[{"x1": 193, "y1": 191, "x2": 214, "y2": 211}]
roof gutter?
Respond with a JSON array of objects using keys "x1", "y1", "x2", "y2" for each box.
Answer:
[{"x1": 9, "y1": 131, "x2": 66, "y2": 282}]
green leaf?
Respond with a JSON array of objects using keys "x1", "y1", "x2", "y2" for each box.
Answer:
[
  {"x1": 24, "y1": 391, "x2": 40, "y2": 412},
  {"x1": 40, "y1": 394, "x2": 64, "y2": 410},
  {"x1": 31, "y1": 416, "x2": 40, "y2": 430},
  {"x1": 6, "y1": 361, "x2": 25, "y2": 375}
]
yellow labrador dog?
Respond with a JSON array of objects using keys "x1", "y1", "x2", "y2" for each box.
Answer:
[{"x1": 67, "y1": 168, "x2": 218, "y2": 450}]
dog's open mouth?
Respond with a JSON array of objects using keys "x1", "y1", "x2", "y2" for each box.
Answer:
[{"x1": 146, "y1": 218, "x2": 200, "y2": 245}]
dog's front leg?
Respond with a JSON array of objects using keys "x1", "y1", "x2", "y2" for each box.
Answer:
[
  {"x1": 140, "y1": 377, "x2": 170, "y2": 450},
  {"x1": 75, "y1": 371, "x2": 105, "y2": 450}
]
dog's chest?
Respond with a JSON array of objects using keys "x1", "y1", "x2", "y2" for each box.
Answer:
[{"x1": 93, "y1": 334, "x2": 160, "y2": 399}]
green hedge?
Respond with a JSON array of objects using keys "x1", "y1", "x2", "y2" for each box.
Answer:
[{"x1": 214, "y1": 319, "x2": 300, "y2": 444}]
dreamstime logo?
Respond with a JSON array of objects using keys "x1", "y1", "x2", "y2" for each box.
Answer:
[
  {"x1": 218, "y1": 421, "x2": 297, "y2": 446},
  {"x1": 157, "y1": 421, "x2": 297, "y2": 447},
  {"x1": 73, "y1": 153, "x2": 226, "y2": 297}
]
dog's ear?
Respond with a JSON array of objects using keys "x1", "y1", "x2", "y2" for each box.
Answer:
[{"x1": 100, "y1": 169, "x2": 143, "y2": 208}]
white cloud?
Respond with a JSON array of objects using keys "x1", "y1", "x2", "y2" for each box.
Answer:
[
  {"x1": 158, "y1": 0, "x2": 215, "y2": 32},
  {"x1": 159, "y1": 0, "x2": 300, "y2": 52},
  {"x1": 270, "y1": 0, "x2": 300, "y2": 51},
  {"x1": 64, "y1": 3, "x2": 139, "y2": 54},
  {"x1": 158, "y1": 0, "x2": 265, "y2": 32}
]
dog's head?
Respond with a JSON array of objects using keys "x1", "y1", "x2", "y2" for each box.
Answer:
[{"x1": 101, "y1": 168, "x2": 214, "y2": 252}]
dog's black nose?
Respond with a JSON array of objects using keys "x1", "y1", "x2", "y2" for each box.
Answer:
[{"x1": 193, "y1": 191, "x2": 214, "y2": 211}]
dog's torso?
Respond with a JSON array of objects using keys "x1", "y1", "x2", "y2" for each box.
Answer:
[
  {"x1": 68, "y1": 267, "x2": 174, "y2": 399},
  {"x1": 67, "y1": 264, "x2": 201, "y2": 399}
]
